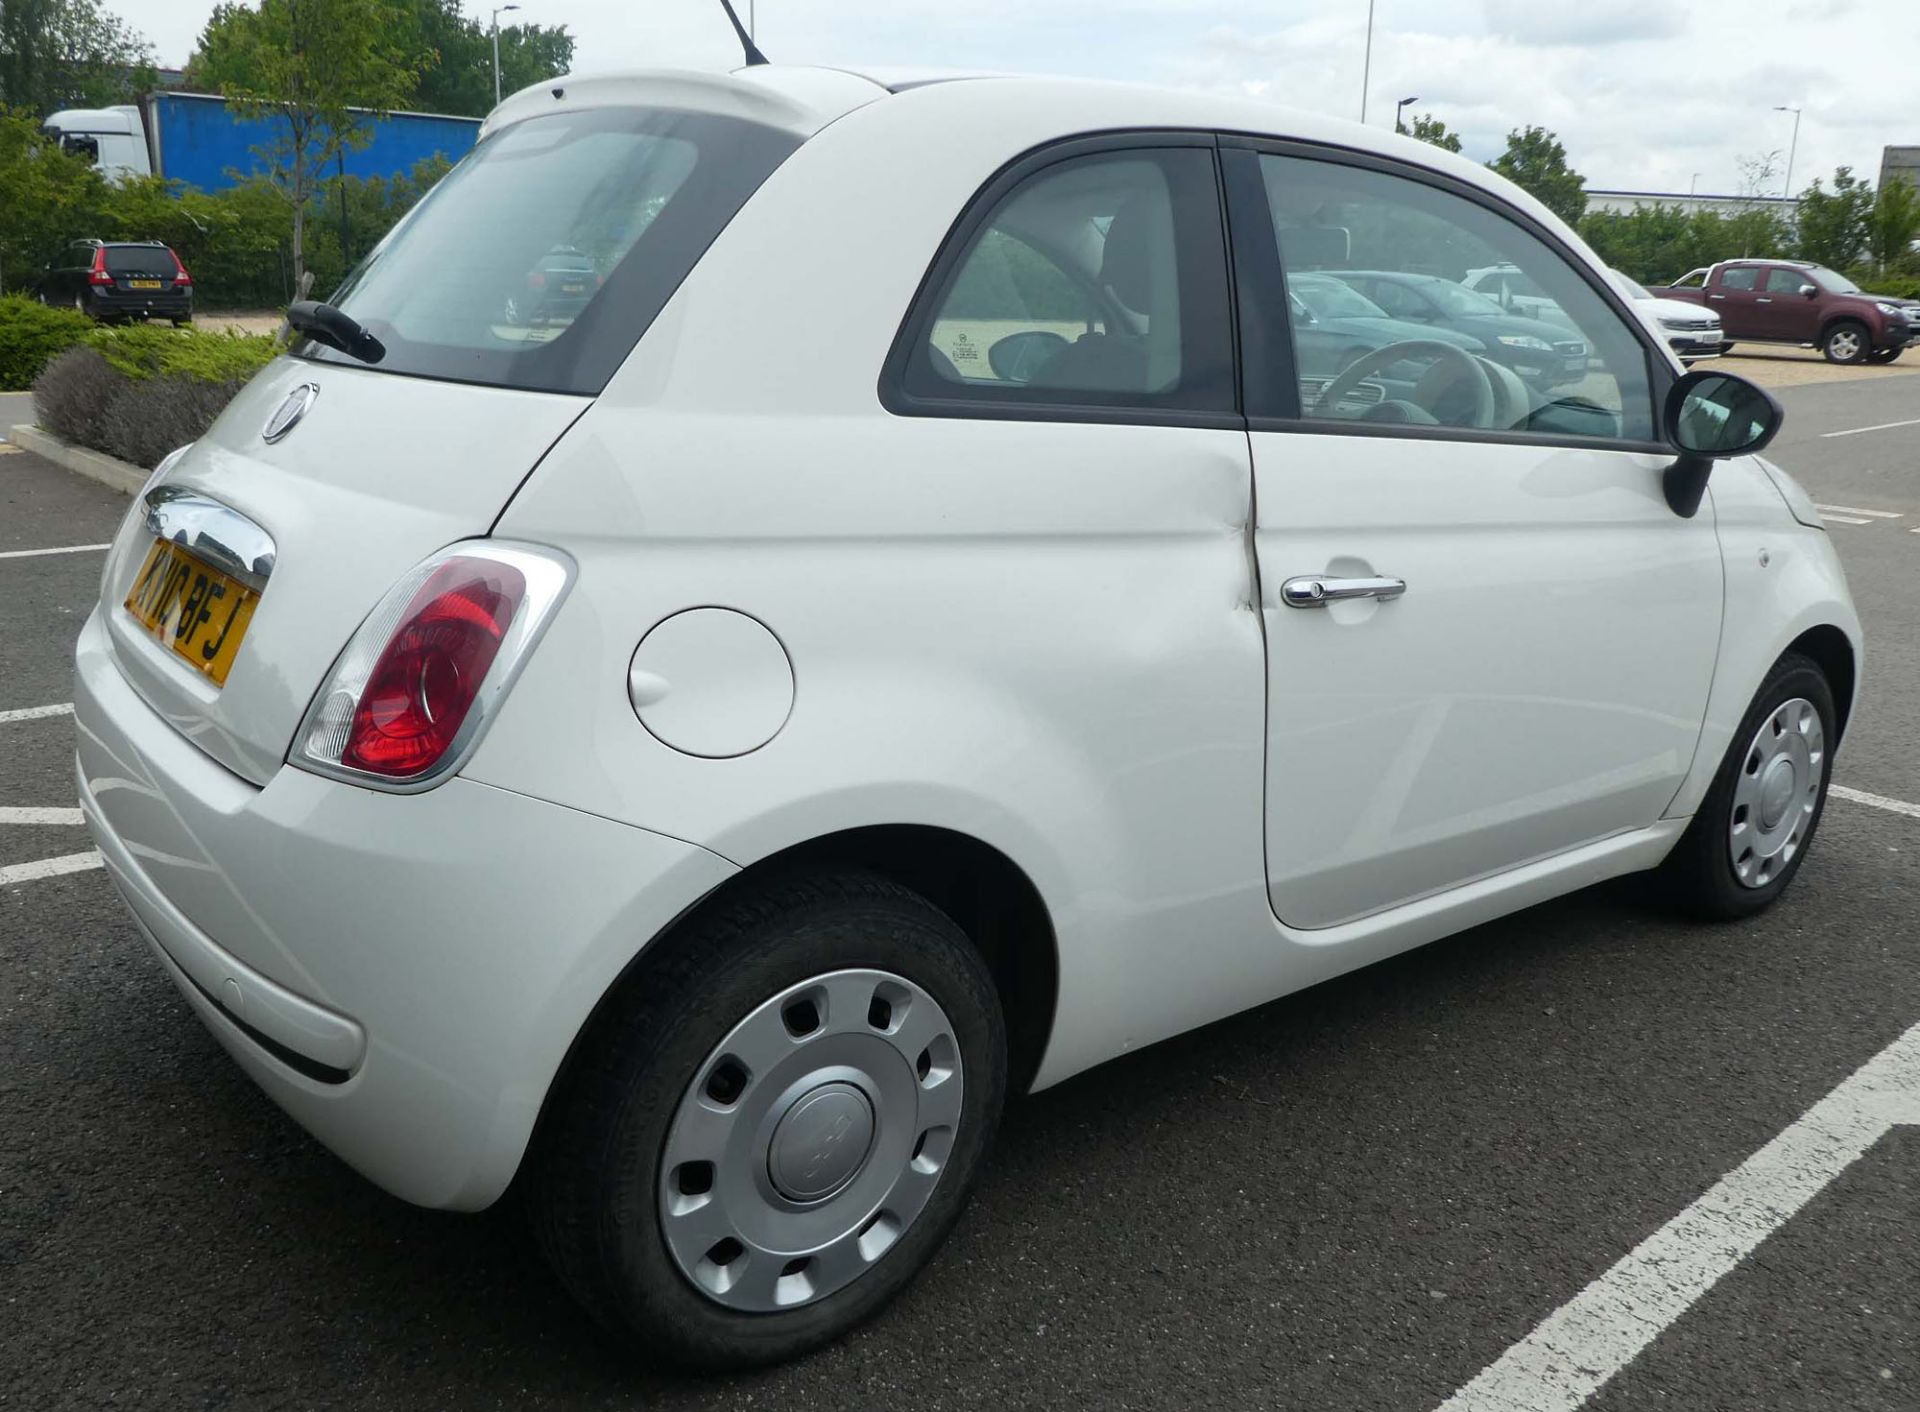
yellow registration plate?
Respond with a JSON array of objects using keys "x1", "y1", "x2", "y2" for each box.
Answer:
[
  {"x1": 123, "y1": 539, "x2": 259, "y2": 686},
  {"x1": 129, "y1": 278, "x2": 163, "y2": 289}
]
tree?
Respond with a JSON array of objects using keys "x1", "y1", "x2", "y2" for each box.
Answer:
[
  {"x1": 1794, "y1": 166, "x2": 1875, "y2": 269},
  {"x1": 1406, "y1": 113, "x2": 1462, "y2": 154},
  {"x1": 1489, "y1": 125, "x2": 1586, "y2": 227},
  {"x1": 0, "y1": 106, "x2": 110, "y2": 292},
  {"x1": 0, "y1": 0, "x2": 156, "y2": 117},
  {"x1": 1864, "y1": 178, "x2": 1920, "y2": 276},
  {"x1": 186, "y1": 0, "x2": 426, "y2": 290},
  {"x1": 398, "y1": 0, "x2": 572, "y2": 117}
]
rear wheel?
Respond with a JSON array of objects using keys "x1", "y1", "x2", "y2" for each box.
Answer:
[
  {"x1": 1821, "y1": 321, "x2": 1868, "y2": 364},
  {"x1": 1657, "y1": 652, "x2": 1835, "y2": 919},
  {"x1": 1868, "y1": 346, "x2": 1903, "y2": 364},
  {"x1": 528, "y1": 870, "x2": 1008, "y2": 1368}
]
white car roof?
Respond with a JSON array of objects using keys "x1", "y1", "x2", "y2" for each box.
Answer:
[{"x1": 482, "y1": 65, "x2": 1579, "y2": 249}]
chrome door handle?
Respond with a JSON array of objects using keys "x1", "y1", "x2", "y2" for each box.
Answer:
[
  {"x1": 1281, "y1": 574, "x2": 1407, "y2": 608},
  {"x1": 1707, "y1": 293, "x2": 1726, "y2": 300},
  {"x1": 1756, "y1": 297, "x2": 1772, "y2": 303}
]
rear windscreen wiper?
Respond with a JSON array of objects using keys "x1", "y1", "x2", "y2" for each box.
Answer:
[{"x1": 287, "y1": 300, "x2": 387, "y2": 365}]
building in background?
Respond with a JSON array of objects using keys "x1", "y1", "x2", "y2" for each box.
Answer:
[
  {"x1": 1584, "y1": 190, "x2": 1801, "y2": 220},
  {"x1": 1882, "y1": 145, "x2": 1920, "y2": 191}
]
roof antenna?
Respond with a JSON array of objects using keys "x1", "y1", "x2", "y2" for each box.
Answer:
[{"x1": 716, "y1": 0, "x2": 769, "y2": 66}]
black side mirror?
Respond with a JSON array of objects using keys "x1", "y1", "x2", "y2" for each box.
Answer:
[
  {"x1": 986, "y1": 329, "x2": 1068, "y2": 384},
  {"x1": 1660, "y1": 368, "x2": 1784, "y2": 517}
]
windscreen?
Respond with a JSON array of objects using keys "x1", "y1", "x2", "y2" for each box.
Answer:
[
  {"x1": 1808, "y1": 266, "x2": 1862, "y2": 294},
  {"x1": 105, "y1": 246, "x2": 176, "y2": 276},
  {"x1": 296, "y1": 106, "x2": 799, "y2": 395}
]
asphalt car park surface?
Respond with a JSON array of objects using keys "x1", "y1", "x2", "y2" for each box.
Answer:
[{"x1": 2, "y1": 369, "x2": 1916, "y2": 1410}]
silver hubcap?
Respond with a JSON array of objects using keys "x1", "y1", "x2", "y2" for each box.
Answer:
[
  {"x1": 659, "y1": 969, "x2": 963, "y2": 1312},
  {"x1": 1729, "y1": 697, "x2": 1824, "y2": 888},
  {"x1": 1830, "y1": 330, "x2": 1861, "y2": 360}
]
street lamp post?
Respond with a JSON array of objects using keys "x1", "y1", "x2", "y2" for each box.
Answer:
[
  {"x1": 1359, "y1": 0, "x2": 1376, "y2": 122},
  {"x1": 1774, "y1": 105, "x2": 1801, "y2": 200},
  {"x1": 1394, "y1": 95, "x2": 1419, "y2": 135},
  {"x1": 492, "y1": 4, "x2": 522, "y2": 109}
]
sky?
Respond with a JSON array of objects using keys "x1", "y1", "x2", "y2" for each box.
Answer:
[{"x1": 130, "y1": 0, "x2": 1919, "y2": 197}]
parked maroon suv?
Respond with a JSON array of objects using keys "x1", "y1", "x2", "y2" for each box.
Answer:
[{"x1": 1653, "y1": 260, "x2": 1915, "y2": 364}]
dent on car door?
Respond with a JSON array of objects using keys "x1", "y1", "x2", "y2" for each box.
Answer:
[{"x1": 1222, "y1": 142, "x2": 1723, "y2": 930}]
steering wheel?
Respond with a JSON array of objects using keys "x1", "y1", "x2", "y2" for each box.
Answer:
[{"x1": 1317, "y1": 340, "x2": 1496, "y2": 428}]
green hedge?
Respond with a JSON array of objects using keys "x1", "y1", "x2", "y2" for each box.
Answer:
[
  {"x1": 0, "y1": 296, "x2": 96, "y2": 390},
  {"x1": 31, "y1": 324, "x2": 282, "y2": 470}
]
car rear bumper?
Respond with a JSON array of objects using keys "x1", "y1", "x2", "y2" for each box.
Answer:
[
  {"x1": 73, "y1": 607, "x2": 736, "y2": 1209},
  {"x1": 90, "y1": 288, "x2": 192, "y2": 318}
]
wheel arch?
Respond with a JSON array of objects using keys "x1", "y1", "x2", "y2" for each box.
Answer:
[
  {"x1": 525, "y1": 824, "x2": 1061, "y2": 1184},
  {"x1": 1786, "y1": 622, "x2": 1857, "y2": 742},
  {"x1": 1818, "y1": 313, "x2": 1870, "y2": 344}
]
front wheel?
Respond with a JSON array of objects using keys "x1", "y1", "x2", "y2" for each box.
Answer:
[
  {"x1": 528, "y1": 870, "x2": 1008, "y2": 1368},
  {"x1": 1657, "y1": 652, "x2": 1835, "y2": 919},
  {"x1": 1822, "y1": 321, "x2": 1869, "y2": 364},
  {"x1": 1868, "y1": 346, "x2": 1903, "y2": 364}
]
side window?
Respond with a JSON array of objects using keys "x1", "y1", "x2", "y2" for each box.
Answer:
[
  {"x1": 1249, "y1": 152, "x2": 1655, "y2": 443},
  {"x1": 893, "y1": 147, "x2": 1234, "y2": 415},
  {"x1": 1718, "y1": 267, "x2": 1759, "y2": 291},
  {"x1": 1367, "y1": 280, "x2": 1425, "y2": 319},
  {"x1": 930, "y1": 229, "x2": 1103, "y2": 382},
  {"x1": 1764, "y1": 268, "x2": 1809, "y2": 294}
]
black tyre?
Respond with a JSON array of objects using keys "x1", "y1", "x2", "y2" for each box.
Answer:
[
  {"x1": 1821, "y1": 321, "x2": 1869, "y2": 364},
  {"x1": 1719, "y1": 341, "x2": 1736, "y2": 354},
  {"x1": 528, "y1": 870, "x2": 1008, "y2": 1369},
  {"x1": 1657, "y1": 652, "x2": 1835, "y2": 919},
  {"x1": 1867, "y1": 346, "x2": 1903, "y2": 365}
]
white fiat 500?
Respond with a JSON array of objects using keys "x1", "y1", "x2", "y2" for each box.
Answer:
[{"x1": 78, "y1": 65, "x2": 1859, "y2": 1366}]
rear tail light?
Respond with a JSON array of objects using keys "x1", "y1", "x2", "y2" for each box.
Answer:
[
  {"x1": 170, "y1": 250, "x2": 193, "y2": 286},
  {"x1": 88, "y1": 248, "x2": 112, "y2": 286},
  {"x1": 527, "y1": 271, "x2": 547, "y2": 289},
  {"x1": 293, "y1": 542, "x2": 572, "y2": 791}
]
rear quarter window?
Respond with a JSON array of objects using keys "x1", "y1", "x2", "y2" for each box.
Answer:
[{"x1": 296, "y1": 107, "x2": 799, "y2": 396}]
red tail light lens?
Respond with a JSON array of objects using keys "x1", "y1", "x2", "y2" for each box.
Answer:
[
  {"x1": 88, "y1": 248, "x2": 113, "y2": 286},
  {"x1": 170, "y1": 250, "x2": 193, "y2": 286},
  {"x1": 527, "y1": 271, "x2": 547, "y2": 289},
  {"x1": 341, "y1": 559, "x2": 523, "y2": 776},
  {"x1": 294, "y1": 543, "x2": 573, "y2": 791}
]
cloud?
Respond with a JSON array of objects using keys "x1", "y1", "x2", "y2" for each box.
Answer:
[{"x1": 1478, "y1": 0, "x2": 1684, "y2": 46}]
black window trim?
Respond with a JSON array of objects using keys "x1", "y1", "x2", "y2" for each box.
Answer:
[
  {"x1": 1218, "y1": 131, "x2": 1678, "y2": 457},
  {"x1": 878, "y1": 129, "x2": 1244, "y2": 431}
]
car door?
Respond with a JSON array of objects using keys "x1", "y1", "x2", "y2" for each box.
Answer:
[
  {"x1": 1704, "y1": 265, "x2": 1763, "y2": 336},
  {"x1": 1759, "y1": 266, "x2": 1819, "y2": 341},
  {"x1": 59, "y1": 241, "x2": 94, "y2": 305},
  {"x1": 1221, "y1": 142, "x2": 1723, "y2": 929}
]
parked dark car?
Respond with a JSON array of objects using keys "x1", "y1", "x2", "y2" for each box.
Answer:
[
  {"x1": 37, "y1": 239, "x2": 193, "y2": 324},
  {"x1": 1286, "y1": 272, "x2": 1488, "y2": 411},
  {"x1": 1327, "y1": 270, "x2": 1589, "y2": 388},
  {"x1": 503, "y1": 245, "x2": 602, "y2": 329},
  {"x1": 1652, "y1": 260, "x2": 1914, "y2": 364}
]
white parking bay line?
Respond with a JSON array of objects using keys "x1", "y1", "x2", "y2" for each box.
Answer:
[
  {"x1": 1831, "y1": 784, "x2": 1920, "y2": 820},
  {"x1": 0, "y1": 807, "x2": 84, "y2": 826},
  {"x1": 0, "y1": 543, "x2": 111, "y2": 561},
  {"x1": 1820, "y1": 417, "x2": 1920, "y2": 439},
  {"x1": 0, "y1": 702, "x2": 73, "y2": 724},
  {"x1": 0, "y1": 851, "x2": 102, "y2": 887},
  {"x1": 1813, "y1": 504, "x2": 1904, "y2": 519},
  {"x1": 1435, "y1": 1022, "x2": 1920, "y2": 1412},
  {"x1": 1818, "y1": 514, "x2": 1871, "y2": 525}
]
